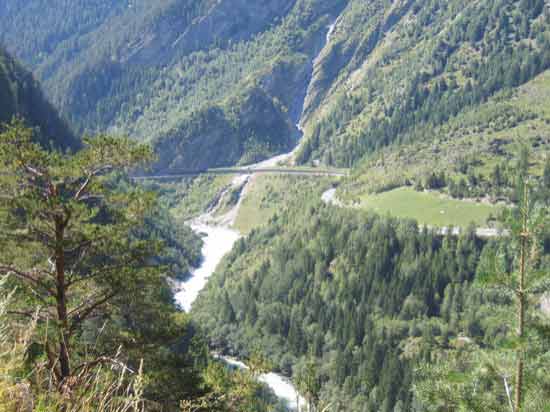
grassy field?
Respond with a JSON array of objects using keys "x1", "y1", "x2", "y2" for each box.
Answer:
[
  {"x1": 360, "y1": 187, "x2": 501, "y2": 227},
  {"x1": 234, "y1": 175, "x2": 335, "y2": 234},
  {"x1": 233, "y1": 177, "x2": 278, "y2": 234},
  {"x1": 169, "y1": 175, "x2": 233, "y2": 221}
]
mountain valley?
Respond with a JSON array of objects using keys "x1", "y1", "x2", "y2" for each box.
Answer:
[{"x1": 0, "y1": 1, "x2": 549, "y2": 411}]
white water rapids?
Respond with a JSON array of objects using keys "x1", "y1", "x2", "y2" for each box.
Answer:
[
  {"x1": 174, "y1": 176, "x2": 307, "y2": 410},
  {"x1": 174, "y1": 18, "x2": 338, "y2": 411},
  {"x1": 174, "y1": 223, "x2": 240, "y2": 312},
  {"x1": 218, "y1": 356, "x2": 307, "y2": 411},
  {"x1": 174, "y1": 171, "x2": 307, "y2": 411}
]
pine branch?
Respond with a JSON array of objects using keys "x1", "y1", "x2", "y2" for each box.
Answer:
[
  {"x1": 0, "y1": 265, "x2": 56, "y2": 295},
  {"x1": 68, "y1": 291, "x2": 118, "y2": 334}
]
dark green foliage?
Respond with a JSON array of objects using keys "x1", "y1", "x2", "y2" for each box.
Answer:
[
  {"x1": 415, "y1": 178, "x2": 550, "y2": 411},
  {"x1": 0, "y1": 47, "x2": 78, "y2": 149},
  {"x1": 1, "y1": 0, "x2": 348, "y2": 170},
  {"x1": 424, "y1": 171, "x2": 447, "y2": 190},
  {"x1": 193, "y1": 192, "x2": 488, "y2": 411},
  {"x1": 152, "y1": 89, "x2": 297, "y2": 171},
  {"x1": 0, "y1": 121, "x2": 209, "y2": 410}
]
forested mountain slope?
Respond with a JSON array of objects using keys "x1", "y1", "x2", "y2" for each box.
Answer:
[
  {"x1": 338, "y1": 70, "x2": 550, "y2": 204},
  {"x1": 193, "y1": 180, "x2": 550, "y2": 411},
  {"x1": 3, "y1": 0, "x2": 548, "y2": 173},
  {"x1": 2, "y1": 2, "x2": 549, "y2": 411},
  {"x1": 1, "y1": 0, "x2": 347, "y2": 169},
  {"x1": 296, "y1": 0, "x2": 550, "y2": 168},
  {"x1": 0, "y1": 47, "x2": 78, "y2": 149}
]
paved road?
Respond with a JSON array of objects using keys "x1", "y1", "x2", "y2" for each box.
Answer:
[
  {"x1": 133, "y1": 167, "x2": 349, "y2": 180},
  {"x1": 433, "y1": 226, "x2": 509, "y2": 238}
]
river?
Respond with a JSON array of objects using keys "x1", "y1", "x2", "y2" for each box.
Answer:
[
  {"x1": 174, "y1": 178, "x2": 307, "y2": 410},
  {"x1": 174, "y1": 223, "x2": 240, "y2": 312},
  {"x1": 174, "y1": 17, "x2": 339, "y2": 411},
  {"x1": 174, "y1": 203, "x2": 307, "y2": 410}
]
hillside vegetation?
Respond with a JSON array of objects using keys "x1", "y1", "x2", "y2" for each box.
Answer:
[
  {"x1": 193, "y1": 177, "x2": 550, "y2": 411},
  {"x1": 1, "y1": 0, "x2": 347, "y2": 169},
  {"x1": 0, "y1": 47, "x2": 78, "y2": 149},
  {"x1": 1, "y1": 1, "x2": 549, "y2": 411},
  {"x1": 4, "y1": 0, "x2": 548, "y2": 175},
  {"x1": 0, "y1": 121, "x2": 282, "y2": 412},
  {"x1": 337, "y1": 69, "x2": 550, "y2": 205},
  {"x1": 297, "y1": 0, "x2": 550, "y2": 167}
]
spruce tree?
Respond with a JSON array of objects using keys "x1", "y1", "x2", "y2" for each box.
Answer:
[{"x1": 477, "y1": 181, "x2": 549, "y2": 411}]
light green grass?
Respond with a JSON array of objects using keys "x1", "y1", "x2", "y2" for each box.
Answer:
[
  {"x1": 234, "y1": 175, "x2": 335, "y2": 234},
  {"x1": 234, "y1": 178, "x2": 278, "y2": 234},
  {"x1": 360, "y1": 187, "x2": 500, "y2": 227},
  {"x1": 170, "y1": 175, "x2": 232, "y2": 221}
]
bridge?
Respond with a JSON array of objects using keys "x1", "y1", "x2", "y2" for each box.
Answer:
[{"x1": 132, "y1": 167, "x2": 349, "y2": 180}]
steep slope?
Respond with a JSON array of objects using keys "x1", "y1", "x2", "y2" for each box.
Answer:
[
  {"x1": 191, "y1": 191, "x2": 491, "y2": 411},
  {"x1": 1, "y1": 0, "x2": 347, "y2": 169},
  {"x1": 2, "y1": 0, "x2": 548, "y2": 172},
  {"x1": 296, "y1": 0, "x2": 550, "y2": 167},
  {"x1": 339, "y1": 70, "x2": 550, "y2": 203},
  {"x1": 0, "y1": 47, "x2": 78, "y2": 149}
]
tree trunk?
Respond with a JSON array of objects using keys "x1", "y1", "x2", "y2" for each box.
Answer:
[
  {"x1": 514, "y1": 193, "x2": 528, "y2": 412},
  {"x1": 515, "y1": 285, "x2": 524, "y2": 412},
  {"x1": 55, "y1": 217, "x2": 71, "y2": 383}
]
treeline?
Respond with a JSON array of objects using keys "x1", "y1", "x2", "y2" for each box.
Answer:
[{"x1": 415, "y1": 148, "x2": 550, "y2": 203}]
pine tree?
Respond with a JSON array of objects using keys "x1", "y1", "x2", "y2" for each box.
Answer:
[
  {"x1": 295, "y1": 357, "x2": 322, "y2": 412},
  {"x1": 0, "y1": 119, "x2": 159, "y2": 390}
]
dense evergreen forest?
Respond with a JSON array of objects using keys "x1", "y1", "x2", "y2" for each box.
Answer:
[{"x1": 193, "y1": 176, "x2": 550, "y2": 411}]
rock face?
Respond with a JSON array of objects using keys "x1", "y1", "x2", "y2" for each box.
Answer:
[
  {"x1": 167, "y1": 0, "x2": 296, "y2": 60},
  {"x1": 299, "y1": 0, "x2": 417, "y2": 127},
  {"x1": 95, "y1": 0, "x2": 298, "y2": 67}
]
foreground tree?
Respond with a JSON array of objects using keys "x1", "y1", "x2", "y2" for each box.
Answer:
[
  {"x1": 414, "y1": 177, "x2": 549, "y2": 412},
  {"x1": 490, "y1": 183, "x2": 549, "y2": 412},
  {"x1": 0, "y1": 119, "x2": 159, "y2": 392}
]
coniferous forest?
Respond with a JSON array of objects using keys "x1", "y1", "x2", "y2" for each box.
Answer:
[{"x1": 193, "y1": 175, "x2": 550, "y2": 411}]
